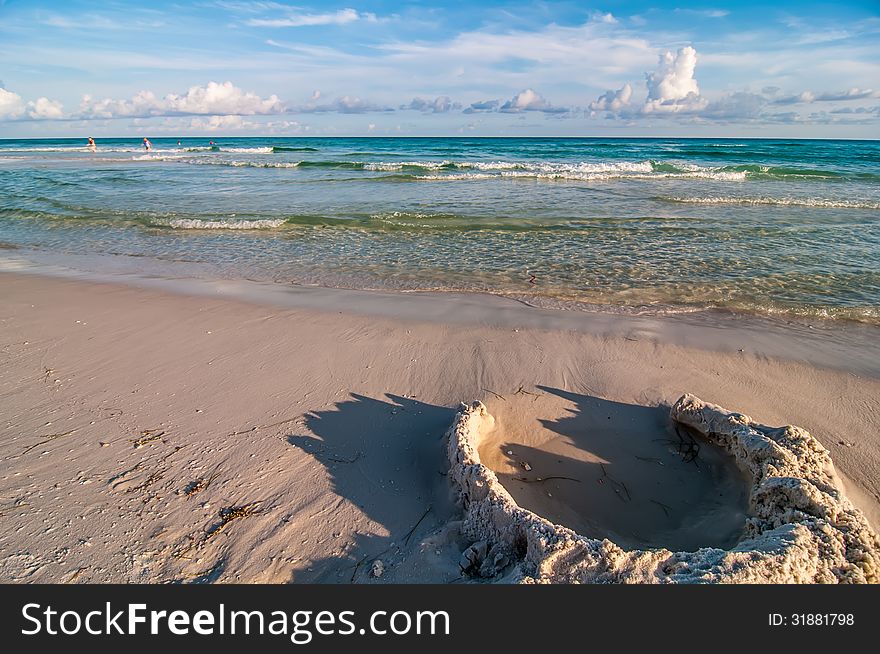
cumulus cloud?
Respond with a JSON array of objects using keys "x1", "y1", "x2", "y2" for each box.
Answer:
[
  {"x1": 403, "y1": 96, "x2": 461, "y2": 113},
  {"x1": 79, "y1": 81, "x2": 284, "y2": 118},
  {"x1": 27, "y1": 97, "x2": 64, "y2": 119},
  {"x1": 589, "y1": 83, "x2": 632, "y2": 112},
  {"x1": 461, "y1": 91, "x2": 567, "y2": 115},
  {"x1": 0, "y1": 87, "x2": 25, "y2": 117},
  {"x1": 0, "y1": 87, "x2": 64, "y2": 120},
  {"x1": 463, "y1": 99, "x2": 500, "y2": 114},
  {"x1": 246, "y1": 8, "x2": 377, "y2": 28},
  {"x1": 499, "y1": 89, "x2": 566, "y2": 113},
  {"x1": 643, "y1": 46, "x2": 707, "y2": 114}
]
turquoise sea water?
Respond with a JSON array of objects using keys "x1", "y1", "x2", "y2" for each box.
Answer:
[{"x1": 1, "y1": 137, "x2": 878, "y2": 322}]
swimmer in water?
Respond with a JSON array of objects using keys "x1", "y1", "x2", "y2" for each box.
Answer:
[
  {"x1": 87, "y1": 137, "x2": 96, "y2": 152},
  {"x1": 143, "y1": 137, "x2": 152, "y2": 151}
]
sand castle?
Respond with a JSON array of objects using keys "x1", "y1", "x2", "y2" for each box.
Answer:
[{"x1": 447, "y1": 394, "x2": 880, "y2": 583}]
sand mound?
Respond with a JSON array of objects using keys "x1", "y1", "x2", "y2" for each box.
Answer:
[{"x1": 447, "y1": 394, "x2": 880, "y2": 583}]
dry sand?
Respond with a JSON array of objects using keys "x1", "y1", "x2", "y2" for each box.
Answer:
[
  {"x1": 450, "y1": 398, "x2": 879, "y2": 583},
  {"x1": 1, "y1": 269, "x2": 879, "y2": 583}
]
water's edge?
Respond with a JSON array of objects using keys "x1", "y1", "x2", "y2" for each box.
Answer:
[{"x1": 4, "y1": 248, "x2": 878, "y2": 379}]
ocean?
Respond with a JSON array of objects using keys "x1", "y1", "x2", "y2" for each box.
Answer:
[{"x1": 1, "y1": 137, "x2": 878, "y2": 323}]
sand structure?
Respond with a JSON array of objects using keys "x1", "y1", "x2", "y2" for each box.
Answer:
[{"x1": 447, "y1": 394, "x2": 880, "y2": 583}]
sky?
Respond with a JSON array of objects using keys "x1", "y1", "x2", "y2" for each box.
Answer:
[{"x1": 0, "y1": 0, "x2": 878, "y2": 137}]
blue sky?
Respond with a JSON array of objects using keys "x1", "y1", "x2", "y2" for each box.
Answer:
[{"x1": 1, "y1": 0, "x2": 878, "y2": 137}]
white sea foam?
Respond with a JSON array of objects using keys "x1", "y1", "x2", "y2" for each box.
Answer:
[
  {"x1": 363, "y1": 160, "x2": 658, "y2": 173},
  {"x1": 180, "y1": 159, "x2": 302, "y2": 168},
  {"x1": 132, "y1": 153, "x2": 189, "y2": 161},
  {"x1": 416, "y1": 173, "x2": 496, "y2": 181},
  {"x1": 415, "y1": 169, "x2": 747, "y2": 182},
  {"x1": 228, "y1": 160, "x2": 301, "y2": 168},
  {"x1": 371, "y1": 211, "x2": 441, "y2": 220},
  {"x1": 363, "y1": 160, "x2": 453, "y2": 171},
  {"x1": 662, "y1": 196, "x2": 880, "y2": 209},
  {"x1": 220, "y1": 147, "x2": 274, "y2": 153},
  {"x1": 0, "y1": 146, "x2": 96, "y2": 152},
  {"x1": 1, "y1": 146, "x2": 154, "y2": 153},
  {"x1": 163, "y1": 218, "x2": 287, "y2": 229},
  {"x1": 469, "y1": 160, "x2": 656, "y2": 173}
]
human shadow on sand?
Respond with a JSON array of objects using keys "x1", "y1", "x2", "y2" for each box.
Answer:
[
  {"x1": 285, "y1": 393, "x2": 457, "y2": 583},
  {"x1": 488, "y1": 386, "x2": 749, "y2": 552}
]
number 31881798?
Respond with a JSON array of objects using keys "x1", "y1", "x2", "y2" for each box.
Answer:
[{"x1": 769, "y1": 613, "x2": 854, "y2": 626}]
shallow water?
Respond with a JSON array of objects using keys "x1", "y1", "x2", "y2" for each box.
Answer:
[{"x1": 1, "y1": 136, "x2": 878, "y2": 323}]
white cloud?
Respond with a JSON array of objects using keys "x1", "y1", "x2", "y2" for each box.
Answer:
[
  {"x1": 674, "y1": 9, "x2": 730, "y2": 19},
  {"x1": 44, "y1": 14, "x2": 114, "y2": 29},
  {"x1": 814, "y1": 88, "x2": 877, "y2": 102},
  {"x1": 643, "y1": 46, "x2": 708, "y2": 114},
  {"x1": 773, "y1": 87, "x2": 877, "y2": 105},
  {"x1": 463, "y1": 99, "x2": 500, "y2": 114},
  {"x1": 79, "y1": 81, "x2": 284, "y2": 118},
  {"x1": 377, "y1": 20, "x2": 656, "y2": 93},
  {"x1": 589, "y1": 83, "x2": 632, "y2": 112},
  {"x1": 298, "y1": 95, "x2": 393, "y2": 114},
  {"x1": 0, "y1": 87, "x2": 25, "y2": 118},
  {"x1": 0, "y1": 88, "x2": 64, "y2": 120},
  {"x1": 499, "y1": 89, "x2": 565, "y2": 113},
  {"x1": 246, "y1": 8, "x2": 376, "y2": 28},
  {"x1": 27, "y1": 97, "x2": 64, "y2": 119},
  {"x1": 404, "y1": 96, "x2": 461, "y2": 113},
  {"x1": 592, "y1": 12, "x2": 618, "y2": 24}
]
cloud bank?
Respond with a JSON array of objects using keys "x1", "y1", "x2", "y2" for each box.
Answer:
[
  {"x1": 403, "y1": 96, "x2": 461, "y2": 113},
  {"x1": 79, "y1": 81, "x2": 284, "y2": 119},
  {"x1": 2, "y1": 44, "x2": 877, "y2": 131},
  {"x1": 0, "y1": 87, "x2": 64, "y2": 120}
]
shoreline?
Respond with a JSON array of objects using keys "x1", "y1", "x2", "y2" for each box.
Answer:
[
  {"x1": 4, "y1": 249, "x2": 880, "y2": 379},
  {"x1": 1, "y1": 268, "x2": 878, "y2": 582}
]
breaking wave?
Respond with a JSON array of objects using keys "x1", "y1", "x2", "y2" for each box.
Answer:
[
  {"x1": 160, "y1": 218, "x2": 288, "y2": 230},
  {"x1": 659, "y1": 196, "x2": 880, "y2": 209}
]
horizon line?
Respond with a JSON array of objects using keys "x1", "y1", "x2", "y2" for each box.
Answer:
[{"x1": 1, "y1": 135, "x2": 878, "y2": 142}]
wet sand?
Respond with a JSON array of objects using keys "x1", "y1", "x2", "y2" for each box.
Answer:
[{"x1": 1, "y1": 268, "x2": 878, "y2": 583}]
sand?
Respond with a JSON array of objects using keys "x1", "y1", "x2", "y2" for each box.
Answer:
[
  {"x1": 449, "y1": 398, "x2": 879, "y2": 583},
  {"x1": 477, "y1": 390, "x2": 750, "y2": 552},
  {"x1": 1, "y1": 269, "x2": 879, "y2": 583}
]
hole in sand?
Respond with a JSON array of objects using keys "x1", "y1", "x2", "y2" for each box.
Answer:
[{"x1": 478, "y1": 387, "x2": 750, "y2": 551}]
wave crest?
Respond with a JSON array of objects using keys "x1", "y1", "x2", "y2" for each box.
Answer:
[
  {"x1": 159, "y1": 218, "x2": 287, "y2": 230},
  {"x1": 660, "y1": 196, "x2": 880, "y2": 209}
]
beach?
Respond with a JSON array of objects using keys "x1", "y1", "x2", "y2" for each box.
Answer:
[
  {"x1": 2, "y1": 135, "x2": 879, "y2": 583},
  {"x1": 2, "y1": 267, "x2": 878, "y2": 583}
]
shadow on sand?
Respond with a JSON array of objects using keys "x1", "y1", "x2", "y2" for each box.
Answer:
[
  {"x1": 285, "y1": 393, "x2": 456, "y2": 582},
  {"x1": 486, "y1": 386, "x2": 749, "y2": 552}
]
